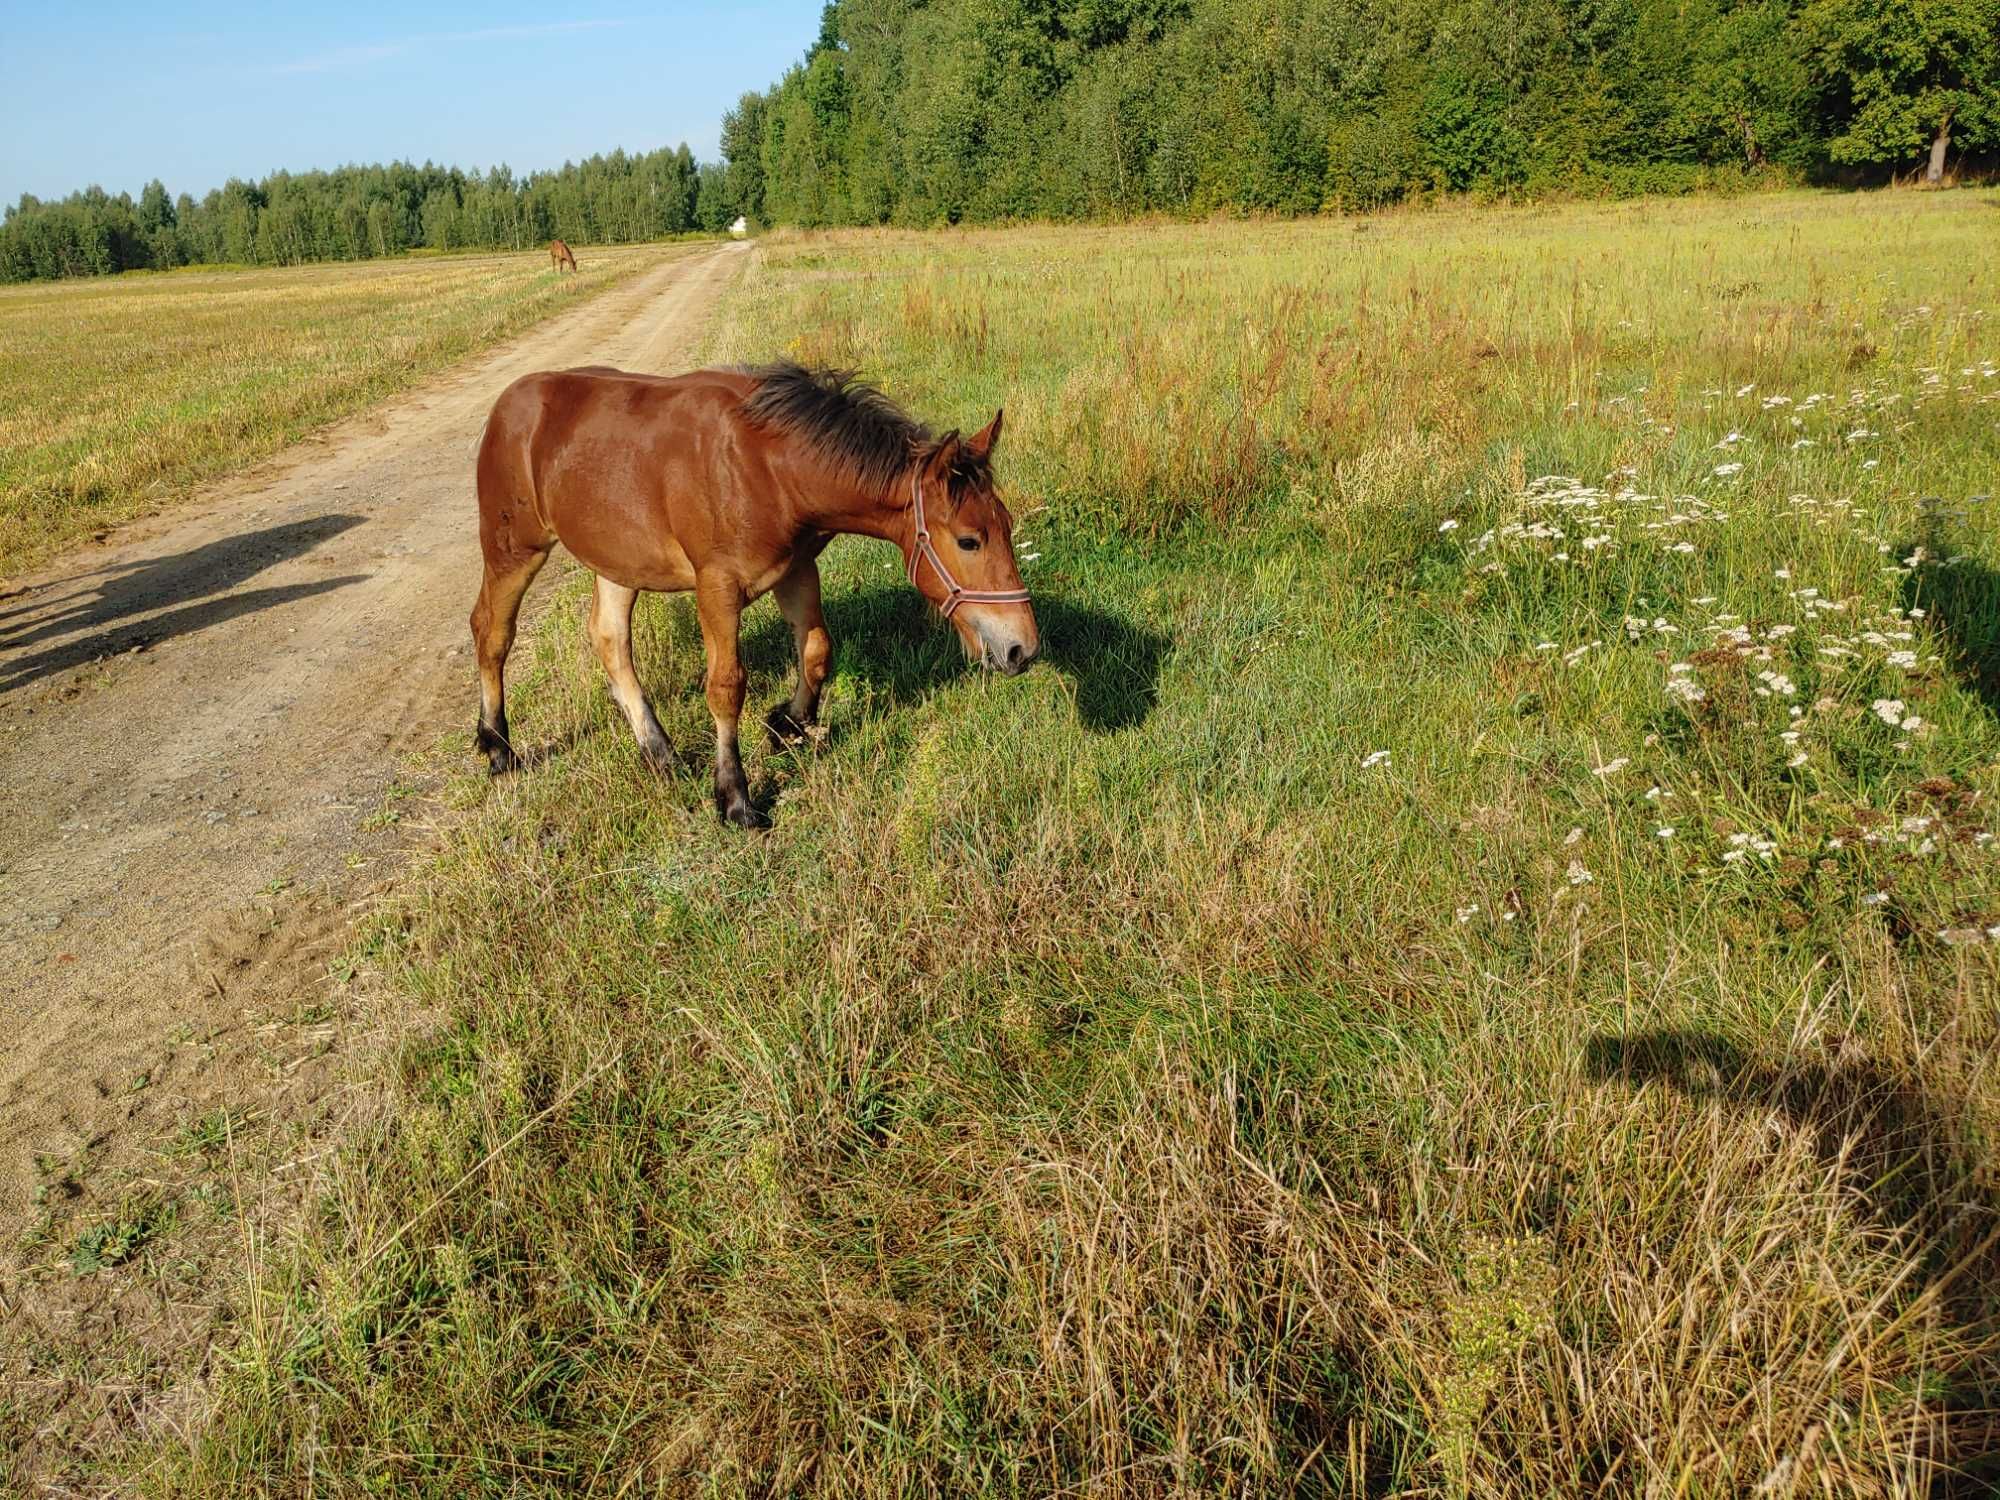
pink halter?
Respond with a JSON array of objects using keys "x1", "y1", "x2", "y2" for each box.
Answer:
[{"x1": 905, "y1": 467, "x2": 1031, "y2": 620}]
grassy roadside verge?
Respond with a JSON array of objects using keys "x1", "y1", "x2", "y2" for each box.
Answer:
[
  {"x1": 0, "y1": 243, "x2": 691, "y2": 577},
  {"x1": 163, "y1": 191, "x2": 2000, "y2": 1494}
]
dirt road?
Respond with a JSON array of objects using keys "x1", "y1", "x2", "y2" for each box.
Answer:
[{"x1": 0, "y1": 242, "x2": 745, "y2": 1227}]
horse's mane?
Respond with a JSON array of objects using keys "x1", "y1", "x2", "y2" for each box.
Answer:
[{"x1": 740, "y1": 362, "x2": 987, "y2": 495}]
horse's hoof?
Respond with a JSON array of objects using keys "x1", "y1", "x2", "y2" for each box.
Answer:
[
  {"x1": 764, "y1": 706, "x2": 807, "y2": 752},
  {"x1": 476, "y1": 722, "x2": 519, "y2": 776},
  {"x1": 718, "y1": 798, "x2": 771, "y2": 831}
]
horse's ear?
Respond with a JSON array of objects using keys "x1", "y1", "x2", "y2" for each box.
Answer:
[
  {"x1": 967, "y1": 408, "x2": 1003, "y2": 460},
  {"x1": 922, "y1": 432, "x2": 962, "y2": 489}
]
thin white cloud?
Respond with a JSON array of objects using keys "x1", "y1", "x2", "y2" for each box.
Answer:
[{"x1": 274, "y1": 19, "x2": 629, "y2": 75}]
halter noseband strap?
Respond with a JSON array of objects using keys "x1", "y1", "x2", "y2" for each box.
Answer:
[{"x1": 905, "y1": 467, "x2": 1031, "y2": 620}]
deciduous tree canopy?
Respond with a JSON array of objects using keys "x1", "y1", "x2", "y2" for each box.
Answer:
[{"x1": 727, "y1": 0, "x2": 1998, "y2": 225}]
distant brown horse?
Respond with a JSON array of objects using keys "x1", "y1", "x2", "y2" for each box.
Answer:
[
  {"x1": 470, "y1": 363, "x2": 1038, "y2": 828},
  {"x1": 548, "y1": 238, "x2": 577, "y2": 273}
]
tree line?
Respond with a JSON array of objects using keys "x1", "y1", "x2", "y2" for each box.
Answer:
[
  {"x1": 9, "y1": 0, "x2": 1993, "y2": 279},
  {"x1": 0, "y1": 146, "x2": 737, "y2": 283},
  {"x1": 720, "y1": 0, "x2": 2000, "y2": 226}
]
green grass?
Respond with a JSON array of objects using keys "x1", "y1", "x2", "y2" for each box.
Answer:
[
  {"x1": 0, "y1": 244, "x2": 683, "y2": 577},
  {"x1": 162, "y1": 189, "x2": 2000, "y2": 1495}
]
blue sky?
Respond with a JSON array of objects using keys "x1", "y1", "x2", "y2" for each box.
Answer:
[{"x1": 0, "y1": 2, "x2": 824, "y2": 206}]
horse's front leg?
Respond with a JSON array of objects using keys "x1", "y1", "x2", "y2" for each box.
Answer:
[
  {"x1": 766, "y1": 557, "x2": 832, "y2": 750},
  {"x1": 695, "y1": 574, "x2": 766, "y2": 829}
]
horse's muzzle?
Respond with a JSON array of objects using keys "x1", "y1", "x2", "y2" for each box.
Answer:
[
  {"x1": 992, "y1": 639, "x2": 1037, "y2": 676},
  {"x1": 971, "y1": 616, "x2": 1039, "y2": 676}
]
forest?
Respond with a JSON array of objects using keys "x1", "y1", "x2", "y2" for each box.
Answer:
[
  {"x1": 5, "y1": 0, "x2": 1996, "y2": 279},
  {"x1": 0, "y1": 147, "x2": 729, "y2": 283},
  {"x1": 725, "y1": 0, "x2": 2000, "y2": 224}
]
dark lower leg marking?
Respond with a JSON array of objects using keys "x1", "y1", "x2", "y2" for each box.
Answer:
[
  {"x1": 469, "y1": 547, "x2": 547, "y2": 778},
  {"x1": 767, "y1": 563, "x2": 831, "y2": 755},
  {"x1": 764, "y1": 702, "x2": 811, "y2": 750},
  {"x1": 697, "y1": 575, "x2": 764, "y2": 829},
  {"x1": 475, "y1": 716, "x2": 519, "y2": 775}
]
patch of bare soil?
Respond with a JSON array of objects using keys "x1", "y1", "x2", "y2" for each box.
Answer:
[{"x1": 0, "y1": 242, "x2": 745, "y2": 1490}]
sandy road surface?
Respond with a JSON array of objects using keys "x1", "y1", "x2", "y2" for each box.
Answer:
[{"x1": 0, "y1": 242, "x2": 745, "y2": 1225}]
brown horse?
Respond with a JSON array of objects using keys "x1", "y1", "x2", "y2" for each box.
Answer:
[
  {"x1": 549, "y1": 238, "x2": 578, "y2": 273},
  {"x1": 470, "y1": 363, "x2": 1038, "y2": 827}
]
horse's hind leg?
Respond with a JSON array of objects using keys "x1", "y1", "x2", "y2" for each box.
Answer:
[
  {"x1": 588, "y1": 576, "x2": 675, "y2": 773},
  {"x1": 766, "y1": 558, "x2": 832, "y2": 750},
  {"x1": 471, "y1": 548, "x2": 547, "y2": 774}
]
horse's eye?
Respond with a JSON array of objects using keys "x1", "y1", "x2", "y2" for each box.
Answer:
[{"x1": 956, "y1": 535, "x2": 980, "y2": 552}]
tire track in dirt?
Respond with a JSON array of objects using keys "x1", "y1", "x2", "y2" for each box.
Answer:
[{"x1": 0, "y1": 241, "x2": 746, "y2": 1226}]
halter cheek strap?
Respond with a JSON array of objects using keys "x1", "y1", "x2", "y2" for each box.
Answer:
[{"x1": 906, "y1": 468, "x2": 1031, "y2": 620}]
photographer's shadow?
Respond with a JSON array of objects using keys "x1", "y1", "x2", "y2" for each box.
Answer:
[
  {"x1": 1585, "y1": 1023, "x2": 1999, "y2": 1480},
  {"x1": 743, "y1": 584, "x2": 1170, "y2": 736}
]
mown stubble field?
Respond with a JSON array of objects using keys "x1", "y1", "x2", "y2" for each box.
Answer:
[{"x1": 114, "y1": 190, "x2": 2000, "y2": 1494}]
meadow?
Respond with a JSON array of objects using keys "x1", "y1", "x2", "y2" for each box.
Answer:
[
  {"x1": 0, "y1": 245, "x2": 674, "y2": 576},
  {"x1": 164, "y1": 190, "x2": 2000, "y2": 1495}
]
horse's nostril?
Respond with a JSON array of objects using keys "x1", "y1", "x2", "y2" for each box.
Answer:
[{"x1": 1005, "y1": 642, "x2": 1023, "y2": 668}]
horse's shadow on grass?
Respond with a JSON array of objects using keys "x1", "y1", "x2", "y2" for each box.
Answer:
[
  {"x1": 742, "y1": 584, "x2": 1171, "y2": 737},
  {"x1": 1586, "y1": 1028, "x2": 2000, "y2": 1488}
]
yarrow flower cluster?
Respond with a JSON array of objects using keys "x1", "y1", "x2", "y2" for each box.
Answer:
[{"x1": 1464, "y1": 385, "x2": 2000, "y2": 927}]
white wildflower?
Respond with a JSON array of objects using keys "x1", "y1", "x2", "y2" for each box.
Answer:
[{"x1": 1755, "y1": 670, "x2": 1797, "y2": 697}]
